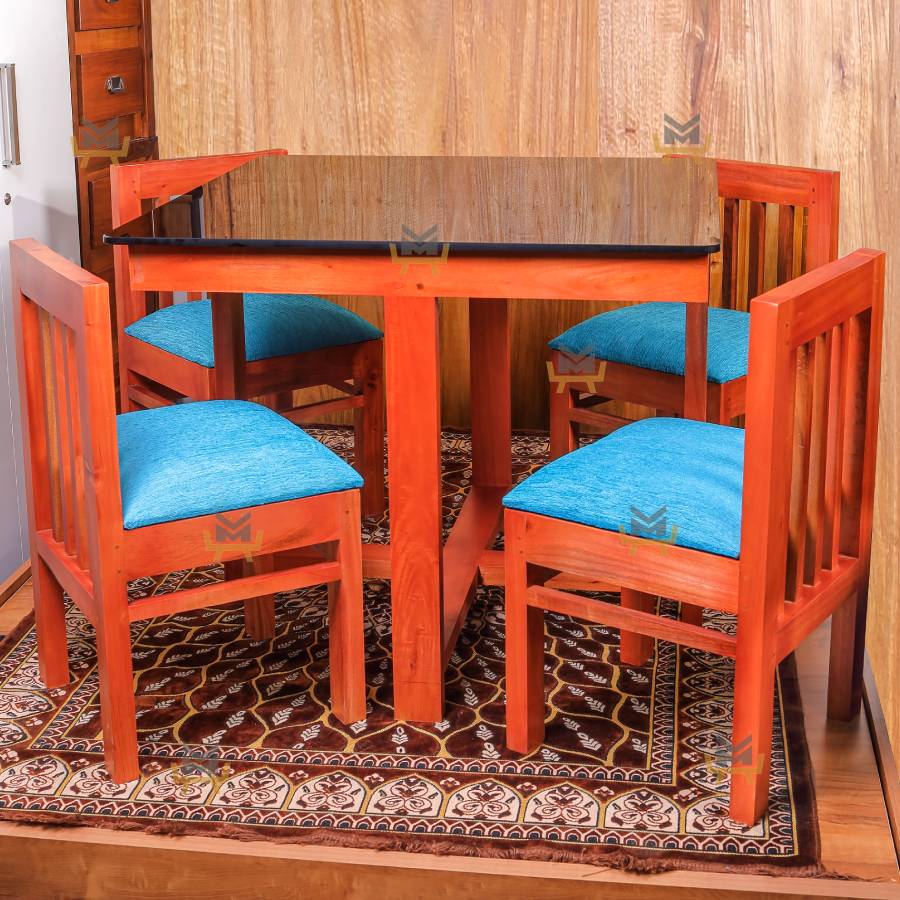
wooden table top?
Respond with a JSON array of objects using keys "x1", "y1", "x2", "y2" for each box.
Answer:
[{"x1": 106, "y1": 155, "x2": 720, "y2": 255}]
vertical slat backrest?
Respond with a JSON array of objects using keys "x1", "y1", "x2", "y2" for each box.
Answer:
[
  {"x1": 10, "y1": 239, "x2": 124, "y2": 592},
  {"x1": 109, "y1": 149, "x2": 288, "y2": 324},
  {"x1": 739, "y1": 250, "x2": 884, "y2": 617},
  {"x1": 712, "y1": 160, "x2": 839, "y2": 312}
]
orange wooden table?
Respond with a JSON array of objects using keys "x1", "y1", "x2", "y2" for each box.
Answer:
[{"x1": 107, "y1": 154, "x2": 720, "y2": 722}]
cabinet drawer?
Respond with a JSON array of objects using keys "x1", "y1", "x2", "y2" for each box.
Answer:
[
  {"x1": 76, "y1": 0, "x2": 142, "y2": 31},
  {"x1": 77, "y1": 48, "x2": 144, "y2": 123}
]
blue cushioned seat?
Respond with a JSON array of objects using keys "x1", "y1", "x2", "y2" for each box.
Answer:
[
  {"x1": 549, "y1": 302, "x2": 749, "y2": 384},
  {"x1": 503, "y1": 418, "x2": 744, "y2": 558},
  {"x1": 117, "y1": 400, "x2": 363, "y2": 530},
  {"x1": 125, "y1": 293, "x2": 383, "y2": 367}
]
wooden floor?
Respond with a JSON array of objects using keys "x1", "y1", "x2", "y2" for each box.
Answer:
[{"x1": 0, "y1": 577, "x2": 898, "y2": 899}]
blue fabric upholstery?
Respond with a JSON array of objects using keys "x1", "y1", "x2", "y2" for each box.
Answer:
[
  {"x1": 549, "y1": 302, "x2": 749, "y2": 384},
  {"x1": 125, "y1": 294, "x2": 383, "y2": 368},
  {"x1": 116, "y1": 400, "x2": 362, "y2": 530},
  {"x1": 503, "y1": 418, "x2": 744, "y2": 558}
]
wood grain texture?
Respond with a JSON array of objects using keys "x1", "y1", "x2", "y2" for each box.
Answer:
[{"x1": 150, "y1": 0, "x2": 900, "y2": 762}]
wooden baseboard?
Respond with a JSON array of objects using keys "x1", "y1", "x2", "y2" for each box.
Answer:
[
  {"x1": 0, "y1": 561, "x2": 30, "y2": 609},
  {"x1": 0, "y1": 820, "x2": 896, "y2": 900},
  {"x1": 865, "y1": 655, "x2": 900, "y2": 867}
]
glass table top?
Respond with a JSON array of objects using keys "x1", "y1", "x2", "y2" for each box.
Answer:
[{"x1": 105, "y1": 154, "x2": 720, "y2": 256}]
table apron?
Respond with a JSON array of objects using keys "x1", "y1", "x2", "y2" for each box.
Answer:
[{"x1": 126, "y1": 248, "x2": 711, "y2": 302}]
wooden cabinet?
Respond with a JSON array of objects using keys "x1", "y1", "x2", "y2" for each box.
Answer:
[
  {"x1": 76, "y1": 47, "x2": 146, "y2": 123},
  {"x1": 67, "y1": 0, "x2": 156, "y2": 405},
  {"x1": 76, "y1": 0, "x2": 143, "y2": 31},
  {"x1": 66, "y1": 0, "x2": 156, "y2": 307}
]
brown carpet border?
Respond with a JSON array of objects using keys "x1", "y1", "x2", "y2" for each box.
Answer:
[{"x1": 0, "y1": 608, "x2": 824, "y2": 878}]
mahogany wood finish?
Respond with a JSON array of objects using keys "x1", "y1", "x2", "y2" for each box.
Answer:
[
  {"x1": 76, "y1": 0, "x2": 142, "y2": 30},
  {"x1": 10, "y1": 239, "x2": 366, "y2": 783},
  {"x1": 508, "y1": 249, "x2": 885, "y2": 825},
  {"x1": 66, "y1": 0, "x2": 158, "y2": 316},
  {"x1": 548, "y1": 159, "x2": 841, "y2": 459},
  {"x1": 127, "y1": 248, "x2": 712, "y2": 303},
  {"x1": 148, "y1": 2, "x2": 900, "y2": 765},
  {"x1": 109, "y1": 151, "x2": 386, "y2": 517},
  {"x1": 111, "y1": 153, "x2": 716, "y2": 723},
  {"x1": 76, "y1": 48, "x2": 145, "y2": 123},
  {"x1": 122, "y1": 246, "x2": 712, "y2": 722}
]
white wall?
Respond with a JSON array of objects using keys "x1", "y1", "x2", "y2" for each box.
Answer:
[{"x1": 0, "y1": 2, "x2": 81, "y2": 581}]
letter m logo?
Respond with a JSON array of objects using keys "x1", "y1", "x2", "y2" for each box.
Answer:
[
  {"x1": 629, "y1": 506, "x2": 668, "y2": 540},
  {"x1": 663, "y1": 114, "x2": 701, "y2": 146},
  {"x1": 214, "y1": 512, "x2": 252, "y2": 544}
]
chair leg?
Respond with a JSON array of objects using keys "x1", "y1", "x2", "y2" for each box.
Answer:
[
  {"x1": 121, "y1": 370, "x2": 143, "y2": 412},
  {"x1": 244, "y1": 555, "x2": 277, "y2": 641},
  {"x1": 729, "y1": 633, "x2": 777, "y2": 825},
  {"x1": 225, "y1": 559, "x2": 275, "y2": 640},
  {"x1": 353, "y1": 341, "x2": 386, "y2": 518},
  {"x1": 328, "y1": 492, "x2": 366, "y2": 723},
  {"x1": 272, "y1": 390, "x2": 295, "y2": 411},
  {"x1": 504, "y1": 512, "x2": 548, "y2": 753},
  {"x1": 618, "y1": 588, "x2": 654, "y2": 666},
  {"x1": 549, "y1": 381, "x2": 579, "y2": 461},
  {"x1": 95, "y1": 603, "x2": 139, "y2": 783},
  {"x1": 827, "y1": 583, "x2": 868, "y2": 721},
  {"x1": 33, "y1": 554, "x2": 70, "y2": 688},
  {"x1": 681, "y1": 603, "x2": 704, "y2": 627}
]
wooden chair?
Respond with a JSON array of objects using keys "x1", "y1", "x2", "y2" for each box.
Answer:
[
  {"x1": 110, "y1": 149, "x2": 385, "y2": 518},
  {"x1": 504, "y1": 248, "x2": 884, "y2": 825},
  {"x1": 11, "y1": 238, "x2": 366, "y2": 783},
  {"x1": 547, "y1": 159, "x2": 840, "y2": 455}
]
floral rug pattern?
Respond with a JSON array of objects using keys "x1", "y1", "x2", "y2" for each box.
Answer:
[{"x1": 0, "y1": 430, "x2": 819, "y2": 874}]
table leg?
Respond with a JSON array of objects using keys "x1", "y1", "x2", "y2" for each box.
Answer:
[
  {"x1": 384, "y1": 295, "x2": 445, "y2": 722},
  {"x1": 438, "y1": 299, "x2": 512, "y2": 659},
  {"x1": 470, "y1": 298, "x2": 512, "y2": 488}
]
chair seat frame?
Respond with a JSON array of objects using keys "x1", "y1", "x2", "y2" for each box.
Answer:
[
  {"x1": 12, "y1": 239, "x2": 366, "y2": 784},
  {"x1": 509, "y1": 249, "x2": 885, "y2": 826},
  {"x1": 110, "y1": 150, "x2": 385, "y2": 518},
  {"x1": 548, "y1": 158, "x2": 840, "y2": 457}
]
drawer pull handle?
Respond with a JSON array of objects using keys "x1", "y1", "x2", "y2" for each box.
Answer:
[
  {"x1": 0, "y1": 64, "x2": 20, "y2": 168},
  {"x1": 106, "y1": 0, "x2": 121, "y2": 4},
  {"x1": 106, "y1": 75, "x2": 126, "y2": 94}
]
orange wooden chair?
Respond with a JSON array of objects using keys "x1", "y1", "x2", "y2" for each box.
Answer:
[
  {"x1": 110, "y1": 149, "x2": 385, "y2": 518},
  {"x1": 547, "y1": 159, "x2": 840, "y2": 454},
  {"x1": 11, "y1": 238, "x2": 367, "y2": 783},
  {"x1": 504, "y1": 249, "x2": 884, "y2": 825}
]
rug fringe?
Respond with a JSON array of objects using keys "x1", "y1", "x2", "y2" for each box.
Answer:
[{"x1": 0, "y1": 807, "x2": 832, "y2": 879}]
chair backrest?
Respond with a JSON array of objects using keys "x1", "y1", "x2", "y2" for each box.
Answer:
[
  {"x1": 711, "y1": 159, "x2": 839, "y2": 311},
  {"x1": 739, "y1": 248, "x2": 884, "y2": 616},
  {"x1": 109, "y1": 148, "x2": 287, "y2": 325},
  {"x1": 10, "y1": 239, "x2": 123, "y2": 600}
]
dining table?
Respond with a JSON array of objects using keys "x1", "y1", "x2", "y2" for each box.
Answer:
[{"x1": 105, "y1": 153, "x2": 721, "y2": 723}]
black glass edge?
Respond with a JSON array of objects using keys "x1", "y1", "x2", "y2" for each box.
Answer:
[{"x1": 103, "y1": 234, "x2": 721, "y2": 256}]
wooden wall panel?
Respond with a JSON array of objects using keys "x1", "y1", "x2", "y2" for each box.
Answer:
[{"x1": 151, "y1": 0, "x2": 900, "y2": 759}]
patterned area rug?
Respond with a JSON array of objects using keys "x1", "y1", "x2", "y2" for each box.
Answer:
[{"x1": 0, "y1": 430, "x2": 820, "y2": 875}]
